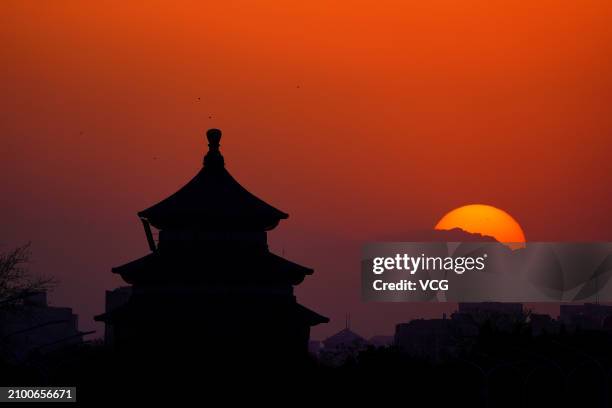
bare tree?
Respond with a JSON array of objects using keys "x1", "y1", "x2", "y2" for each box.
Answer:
[{"x1": 0, "y1": 243, "x2": 56, "y2": 310}]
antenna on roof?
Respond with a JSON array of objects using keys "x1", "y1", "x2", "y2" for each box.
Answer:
[{"x1": 345, "y1": 313, "x2": 351, "y2": 330}]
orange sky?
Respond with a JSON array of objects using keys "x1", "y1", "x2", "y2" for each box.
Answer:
[{"x1": 2, "y1": 1, "x2": 612, "y2": 338}]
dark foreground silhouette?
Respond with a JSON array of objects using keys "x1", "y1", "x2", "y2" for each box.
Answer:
[{"x1": 3, "y1": 325, "x2": 612, "y2": 406}]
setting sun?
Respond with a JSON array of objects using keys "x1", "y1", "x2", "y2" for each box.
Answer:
[{"x1": 435, "y1": 204, "x2": 526, "y2": 249}]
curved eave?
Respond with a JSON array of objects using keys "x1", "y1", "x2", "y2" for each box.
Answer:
[
  {"x1": 266, "y1": 253, "x2": 313, "y2": 285},
  {"x1": 111, "y1": 251, "x2": 313, "y2": 286},
  {"x1": 296, "y1": 303, "x2": 330, "y2": 326},
  {"x1": 112, "y1": 253, "x2": 158, "y2": 285}
]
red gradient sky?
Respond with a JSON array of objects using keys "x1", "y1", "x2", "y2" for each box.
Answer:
[{"x1": 2, "y1": 1, "x2": 612, "y2": 338}]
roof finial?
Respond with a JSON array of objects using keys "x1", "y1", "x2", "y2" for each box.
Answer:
[{"x1": 204, "y1": 128, "x2": 224, "y2": 168}]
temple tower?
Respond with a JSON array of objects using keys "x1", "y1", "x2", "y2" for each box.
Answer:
[{"x1": 96, "y1": 129, "x2": 328, "y2": 367}]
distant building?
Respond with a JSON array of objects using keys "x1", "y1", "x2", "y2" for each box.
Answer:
[
  {"x1": 529, "y1": 313, "x2": 559, "y2": 335},
  {"x1": 308, "y1": 340, "x2": 322, "y2": 356},
  {"x1": 320, "y1": 324, "x2": 368, "y2": 365},
  {"x1": 0, "y1": 292, "x2": 85, "y2": 362},
  {"x1": 457, "y1": 302, "x2": 523, "y2": 317},
  {"x1": 395, "y1": 318, "x2": 460, "y2": 360},
  {"x1": 323, "y1": 328, "x2": 368, "y2": 350},
  {"x1": 560, "y1": 303, "x2": 612, "y2": 330},
  {"x1": 369, "y1": 335, "x2": 394, "y2": 347},
  {"x1": 395, "y1": 303, "x2": 526, "y2": 360},
  {"x1": 102, "y1": 286, "x2": 132, "y2": 346},
  {"x1": 454, "y1": 302, "x2": 525, "y2": 332},
  {"x1": 393, "y1": 302, "x2": 612, "y2": 361}
]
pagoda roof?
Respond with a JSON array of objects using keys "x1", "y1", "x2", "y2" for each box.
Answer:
[
  {"x1": 95, "y1": 300, "x2": 329, "y2": 326},
  {"x1": 138, "y1": 129, "x2": 288, "y2": 230},
  {"x1": 112, "y1": 251, "x2": 313, "y2": 286}
]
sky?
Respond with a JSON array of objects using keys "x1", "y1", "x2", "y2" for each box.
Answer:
[{"x1": 2, "y1": 1, "x2": 612, "y2": 339}]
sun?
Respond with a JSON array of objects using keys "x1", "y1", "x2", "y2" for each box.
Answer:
[{"x1": 435, "y1": 204, "x2": 526, "y2": 249}]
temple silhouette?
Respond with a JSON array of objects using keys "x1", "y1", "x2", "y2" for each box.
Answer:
[{"x1": 95, "y1": 129, "x2": 328, "y2": 366}]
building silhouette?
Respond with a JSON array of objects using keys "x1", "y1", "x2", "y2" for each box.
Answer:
[
  {"x1": 320, "y1": 316, "x2": 368, "y2": 365},
  {"x1": 395, "y1": 303, "x2": 524, "y2": 360},
  {"x1": 456, "y1": 302, "x2": 523, "y2": 317},
  {"x1": 0, "y1": 292, "x2": 86, "y2": 362},
  {"x1": 368, "y1": 335, "x2": 394, "y2": 347},
  {"x1": 560, "y1": 303, "x2": 612, "y2": 330},
  {"x1": 395, "y1": 317, "x2": 460, "y2": 360},
  {"x1": 95, "y1": 129, "x2": 328, "y2": 367},
  {"x1": 322, "y1": 327, "x2": 367, "y2": 351},
  {"x1": 101, "y1": 286, "x2": 132, "y2": 346}
]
